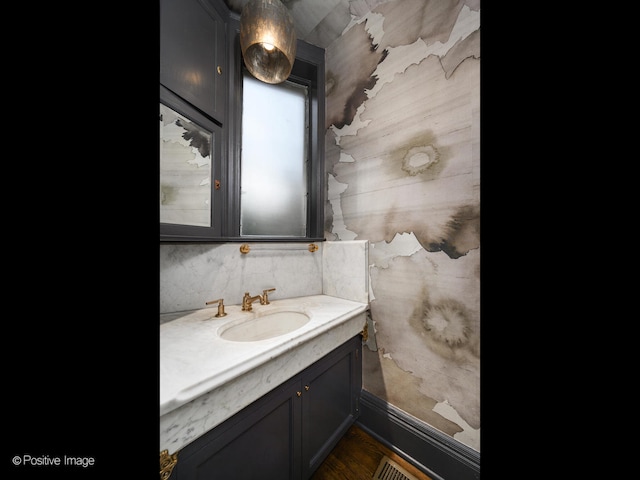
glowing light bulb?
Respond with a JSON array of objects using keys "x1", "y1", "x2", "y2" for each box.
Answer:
[{"x1": 262, "y1": 42, "x2": 275, "y2": 51}]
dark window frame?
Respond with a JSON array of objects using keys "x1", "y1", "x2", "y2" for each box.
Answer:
[{"x1": 224, "y1": 12, "x2": 325, "y2": 242}]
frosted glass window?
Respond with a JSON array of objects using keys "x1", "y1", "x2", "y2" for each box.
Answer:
[{"x1": 241, "y1": 73, "x2": 308, "y2": 236}]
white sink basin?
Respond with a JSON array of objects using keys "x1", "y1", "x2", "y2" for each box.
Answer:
[{"x1": 218, "y1": 311, "x2": 311, "y2": 342}]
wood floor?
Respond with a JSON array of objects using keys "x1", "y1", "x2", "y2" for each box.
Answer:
[{"x1": 311, "y1": 425, "x2": 432, "y2": 480}]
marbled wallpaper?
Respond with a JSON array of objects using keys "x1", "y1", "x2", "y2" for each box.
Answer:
[{"x1": 324, "y1": 0, "x2": 480, "y2": 451}]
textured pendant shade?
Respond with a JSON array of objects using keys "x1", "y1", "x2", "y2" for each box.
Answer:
[{"x1": 240, "y1": 0, "x2": 297, "y2": 84}]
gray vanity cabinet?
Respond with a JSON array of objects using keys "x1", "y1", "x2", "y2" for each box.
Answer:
[
  {"x1": 160, "y1": 0, "x2": 227, "y2": 123},
  {"x1": 170, "y1": 335, "x2": 362, "y2": 480},
  {"x1": 300, "y1": 336, "x2": 362, "y2": 478},
  {"x1": 171, "y1": 374, "x2": 302, "y2": 479}
]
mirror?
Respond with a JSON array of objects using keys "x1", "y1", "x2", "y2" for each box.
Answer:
[{"x1": 160, "y1": 103, "x2": 213, "y2": 227}]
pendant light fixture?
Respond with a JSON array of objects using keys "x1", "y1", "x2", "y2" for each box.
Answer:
[{"x1": 239, "y1": 0, "x2": 297, "y2": 84}]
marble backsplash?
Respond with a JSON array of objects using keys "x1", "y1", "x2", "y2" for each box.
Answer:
[
  {"x1": 322, "y1": 240, "x2": 369, "y2": 304},
  {"x1": 160, "y1": 240, "x2": 369, "y2": 316}
]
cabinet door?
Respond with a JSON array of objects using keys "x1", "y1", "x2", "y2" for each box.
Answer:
[
  {"x1": 300, "y1": 336, "x2": 362, "y2": 479},
  {"x1": 160, "y1": 0, "x2": 226, "y2": 122},
  {"x1": 172, "y1": 376, "x2": 301, "y2": 480},
  {"x1": 168, "y1": 336, "x2": 362, "y2": 480},
  {"x1": 160, "y1": 85, "x2": 223, "y2": 238}
]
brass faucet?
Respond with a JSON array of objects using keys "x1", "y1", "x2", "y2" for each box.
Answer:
[
  {"x1": 242, "y1": 288, "x2": 276, "y2": 311},
  {"x1": 262, "y1": 288, "x2": 276, "y2": 304},
  {"x1": 242, "y1": 292, "x2": 263, "y2": 311},
  {"x1": 205, "y1": 298, "x2": 227, "y2": 317}
]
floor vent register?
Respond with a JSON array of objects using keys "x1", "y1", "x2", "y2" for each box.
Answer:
[{"x1": 373, "y1": 455, "x2": 420, "y2": 480}]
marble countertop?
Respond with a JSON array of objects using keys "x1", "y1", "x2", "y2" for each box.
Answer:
[{"x1": 160, "y1": 294, "x2": 369, "y2": 417}]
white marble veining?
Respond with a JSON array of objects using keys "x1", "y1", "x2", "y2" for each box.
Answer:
[
  {"x1": 160, "y1": 240, "x2": 371, "y2": 315},
  {"x1": 323, "y1": 240, "x2": 369, "y2": 303},
  {"x1": 160, "y1": 294, "x2": 368, "y2": 453},
  {"x1": 160, "y1": 242, "x2": 324, "y2": 314}
]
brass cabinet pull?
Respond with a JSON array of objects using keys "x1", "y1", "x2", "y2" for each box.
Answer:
[
  {"x1": 296, "y1": 391, "x2": 302, "y2": 397},
  {"x1": 304, "y1": 385, "x2": 310, "y2": 391},
  {"x1": 217, "y1": 65, "x2": 222, "y2": 74}
]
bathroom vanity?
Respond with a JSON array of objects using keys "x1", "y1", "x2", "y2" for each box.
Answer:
[{"x1": 160, "y1": 294, "x2": 368, "y2": 480}]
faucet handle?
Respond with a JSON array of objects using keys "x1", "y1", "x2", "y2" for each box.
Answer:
[
  {"x1": 262, "y1": 288, "x2": 276, "y2": 304},
  {"x1": 205, "y1": 298, "x2": 227, "y2": 317}
]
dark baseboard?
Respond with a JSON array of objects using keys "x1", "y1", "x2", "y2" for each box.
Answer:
[{"x1": 356, "y1": 391, "x2": 480, "y2": 480}]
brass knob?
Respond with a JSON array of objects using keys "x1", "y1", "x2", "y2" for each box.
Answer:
[
  {"x1": 217, "y1": 65, "x2": 222, "y2": 75},
  {"x1": 296, "y1": 391, "x2": 302, "y2": 397},
  {"x1": 304, "y1": 385, "x2": 310, "y2": 391}
]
